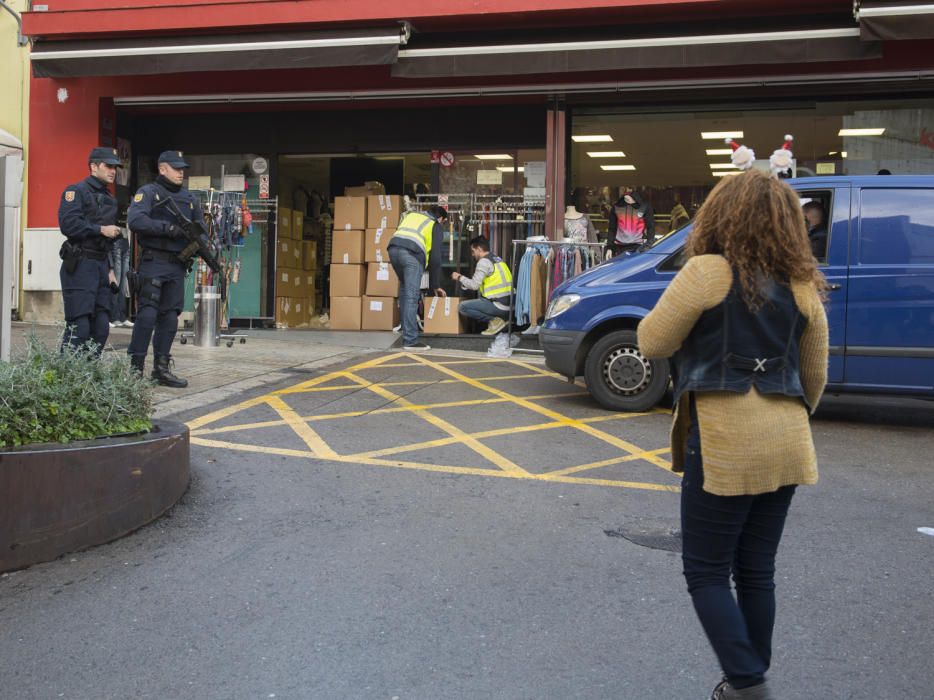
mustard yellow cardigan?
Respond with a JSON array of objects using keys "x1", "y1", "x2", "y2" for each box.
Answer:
[{"x1": 638, "y1": 254, "x2": 829, "y2": 496}]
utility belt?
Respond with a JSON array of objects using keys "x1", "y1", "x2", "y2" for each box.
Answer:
[
  {"x1": 59, "y1": 240, "x2": 107, "y2": 273},
  {"x1": 141, "y1": 247, "x2": 187, "y2": 267}
]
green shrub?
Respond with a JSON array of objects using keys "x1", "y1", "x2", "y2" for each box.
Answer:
[{"x1": 0, "y1": 331, "x2": 154, "y2": 448}]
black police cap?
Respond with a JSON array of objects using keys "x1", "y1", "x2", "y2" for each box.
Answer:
[
  {"x1": 158, "y1": 150, "x2": 190, "y2": 169},
  {"x1": 88, "y1": 146, "x2": 122, "y2": 166}
]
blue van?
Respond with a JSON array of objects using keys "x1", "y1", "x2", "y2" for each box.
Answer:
[{"x1": 540, "y1": 176, "x2": 934, "y2": 411}]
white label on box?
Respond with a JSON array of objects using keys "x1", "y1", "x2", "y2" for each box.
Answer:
[
  {"x1": 375, "y1": 250, "x2": 383, "y2": 263},
  {"x1": 386, "y1": 197, "x2": 392, "y2": 210},
  {"x1": 369, "y1": 300, "x2": 383, "y2": 312},
  {"x1": 281, "y1": 272, "x2": 288, "y2": 282},
  {"x1": 296, "y1": 302, "x2": 302, "y2": 313},
  {"x1": 344, "y1": 223, "x2": 351, "y2": 230},
  {"x1": 342, "y1": 253, "x2": 349, "y2": 264},
  {"x1": 444, "y1": 297, "x2": 452, "y2": 316},
  {"x1": 378, "y1": 194, "x2": 385, "y2": 210},
  {"x1": 375, "y1": 228, "x2": 383, "y2": 242},
  {"x1": 380, "y1": 216, "x2": 388, "y2": 229},
  {"x1": 376, "y1": 265, "x2": 389, "y2": 281},
  {"x1": 427, "y1": 297, "x2": 439, "y2": 320}
]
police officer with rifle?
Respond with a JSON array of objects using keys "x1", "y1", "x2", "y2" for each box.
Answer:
[
  {"x1": 57, "y1": 146, "x2": 122, "y2": 354},
  {"x1": 127, "y1": 150, "x2": 217, "y2": 388}
]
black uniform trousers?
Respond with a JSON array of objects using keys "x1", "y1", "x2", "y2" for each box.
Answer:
[
  {"x1": 60, "y1": 257, "x2": 112, "y2": 353},
  {"x1": 128, "y1": 256, "x2": 187, "y2": 358}
]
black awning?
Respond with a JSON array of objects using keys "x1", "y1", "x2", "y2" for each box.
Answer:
[
  {"x1": 393, "y1": 29, "x2": 880, "y2": 79},
  {"x1": 858, "y1": 1, "x2": 934, "y2": 41},
  {"x1": 31, "y1": 28, "x2": 405, "y2": 78}
]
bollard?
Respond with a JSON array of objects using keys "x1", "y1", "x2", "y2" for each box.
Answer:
[{"x1": 193, "y1": 285, "x2": 220, "y2": 347}]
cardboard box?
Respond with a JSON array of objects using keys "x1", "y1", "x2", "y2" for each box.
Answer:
[
  {"x1": 277, "y1": 207, "x2": 292, "y2": 239},
  {"x1": 277, "y1": 239, "x2": 296, "y2": 269},
  {"x1": 366, "y1": 195, "x2": 402, "y2": 230},
  {"x1": 423, "y1": 296, "x2": 465, "y2": 334},
  {"x1": 302, "y1": 240, "x2": 318, "y2": 270},
  {"x1": 290, "y1": 242, "x2": 303, "y2": 268},
  {"x1": 291, "y1": 211, "x2": 304, "y2": 240},
  {"x1": 275, "y1": 268, "x2": 295, "y2": 298},
  {"x1": 275, "y1": 296, "x2": 291, "y2": 327},
  {"x1": 330, "y1": 296, "x2": 362, "y2": 330},
  {"x1": 290, "y1": 297, "x2": 305, "y2": 327},
  {"x1": 366, "y1": 262, "x2": 399, "y2": 298},
  {"x1": 365, "y1": 227, "x2": 395, "y2": 263},
  {"x1": 329, "y1": 264, "x2": 366, "y2": 297},
  {"x1": 362, "y1": 296, "x2": 400, "y2": 331},
  {"x1": 333, "y1": 197, "x2": 367, "y2": 231},
  {"x1": 344, "y1": 181, "x2": 385, "y2": 197},
  {"x1": 330, "y1": 230, "x2": 365, "y2": 265}
]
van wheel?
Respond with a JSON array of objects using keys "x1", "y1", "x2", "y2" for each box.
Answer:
[{"x1": 584, "y1": 330, "x2": 670, "y2": 412}]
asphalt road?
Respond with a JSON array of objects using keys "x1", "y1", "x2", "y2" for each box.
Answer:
[{"x1": 1, "y1": 352, "x2": 932, "y2": 700}]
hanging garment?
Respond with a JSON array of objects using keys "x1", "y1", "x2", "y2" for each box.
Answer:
[{"x1": 529, "y1": 253, "x2": 548, "y2": 326}]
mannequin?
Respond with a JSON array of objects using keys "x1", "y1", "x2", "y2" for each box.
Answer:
[
  {"x1": 564, "y1": 204, "x2": 598, "y2": 243},
  {"x1": 608, "y1": 188, "x2": 654, "y2": 255}
]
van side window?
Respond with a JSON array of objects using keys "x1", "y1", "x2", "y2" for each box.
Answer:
[
  {"x1": 860, "y1": 189, "x2": 934, "y2": 265},
  {"x1": 799, "y1": 191, "x2": 832, "y2": 263},
  {"x1": 659, "y1": 248, "x2": 686, "y2": 272}
]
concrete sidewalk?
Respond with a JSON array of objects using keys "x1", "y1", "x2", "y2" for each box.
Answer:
[{"x1": 8, "y1": 322, "x2": 401, "y2": 419}]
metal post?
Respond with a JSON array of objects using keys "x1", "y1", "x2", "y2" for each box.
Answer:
[{"x1": 193, "y1": 284, "x2": 220, "y2": 347}]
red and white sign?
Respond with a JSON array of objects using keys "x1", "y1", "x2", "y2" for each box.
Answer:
[
  {"x1": 430, "y1": 150, "x2": 441, "y2": 164},
  {"x1": 259, "y1": 173, "x2": 270, "y2": 199},
  {"x1": 440, "y1": 151, "x2": 455, "y2": 168}
]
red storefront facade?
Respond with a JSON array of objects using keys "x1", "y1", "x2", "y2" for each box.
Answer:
[{"x1": 19, "y1": 0, "x2": 934, "y2": 321}]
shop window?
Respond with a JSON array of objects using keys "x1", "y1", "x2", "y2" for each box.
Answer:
[{"x1": 859, "y1": 189, "x2": 934, "y2": 265}]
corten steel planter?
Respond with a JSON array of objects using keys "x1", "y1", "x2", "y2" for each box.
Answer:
[{"x1": 0, "y1": 420, "x2": 189, "y2": 573}]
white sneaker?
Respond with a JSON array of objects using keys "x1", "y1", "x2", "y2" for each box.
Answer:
[
  {"x1": 392, "y1": 323, "x2": 402, "y2": 333},
  {"x1": 109, "y1": 322, "x2": 117, "y2": 328},
  {"x1": 482, "y1": 318, "x2": 506, "y2": 335},
  {"x1": 121, "y1": 320, "x2": 134, "y2": 328}
]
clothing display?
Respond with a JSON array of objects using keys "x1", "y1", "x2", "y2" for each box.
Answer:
[
  {"x1": 512, "y1": 240, "x2": 603, "y2": 327},
  {"x1": 609, "y1": 190, "x2": 654, "y2": 247},
  {"x1": 563, "y1": 214, "x2": 598, "y2": 243}
]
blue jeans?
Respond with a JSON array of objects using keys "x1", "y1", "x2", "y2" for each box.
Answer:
[
  {"x1": 459, "y1": 298, "x2": 510, "y2": 324},
  {"x1": 388, "y1": 245, "x2": 423, "y2": 345},
  {"x1": 681, "y1": 400, "x2": 796, "y2": 690}
]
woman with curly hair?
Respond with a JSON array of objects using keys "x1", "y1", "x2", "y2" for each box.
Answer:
[{"x1": 638, "y1": 168, "x2": 829, "y2": 700}]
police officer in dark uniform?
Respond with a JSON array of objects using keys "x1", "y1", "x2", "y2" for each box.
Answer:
[
  {"x1": 58, "y1": 146, "x2": 122, "y2": 354},
  {"x1": 126, "y1": 150, "x2": 200, "y2": 388}
]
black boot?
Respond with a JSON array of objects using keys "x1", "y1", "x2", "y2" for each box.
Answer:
[
  {"x1": 152, "y1": 354, "x2": 188, "y2": 388},
  {"x1": 129, "y1": 354, "x2": 146, "y2": 377}
]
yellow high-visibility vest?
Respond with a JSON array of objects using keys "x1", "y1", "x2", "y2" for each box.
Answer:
[
  {"x1": 391, "y1": 211, "x2": 435, "y2": 267},
  {"x1": 479, "y1": 254, "x2": 513, "y2": 300}
]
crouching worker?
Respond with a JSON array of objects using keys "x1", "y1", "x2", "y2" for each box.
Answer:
[{"x1": 452, "y1": 236, "x2": 513, "y2": 335}]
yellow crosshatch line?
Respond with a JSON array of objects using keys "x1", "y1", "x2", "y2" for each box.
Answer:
[{"x1": 187, "y1": 351, "x2": 681, "y2": 493}]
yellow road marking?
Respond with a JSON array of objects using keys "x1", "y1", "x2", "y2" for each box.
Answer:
[
  {"x1": 407, "y1": 354, "x2": 675, "y2": 473},
  {"x1": 189, "y1": 436, "x2": 677, "y2": 492},
  {"x1": 343, "y1": 371, "x2": 531, "y2": 477},
  {"x1": 545, "y1": 448, "x2": 673, "y2": 477},
  {"x1": 272, "y1": 372, "x2": 560, "y2": 395},
  {"x1": 190, "y1": 391, "x2": 591, "y2": 437},
  {"x1": 265, "y1": 395, "x2": 338, "y2": 460}
]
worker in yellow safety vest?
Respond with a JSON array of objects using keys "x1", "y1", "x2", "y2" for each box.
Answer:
[
  {"x1": 388, "y1": 205, "x2": 448, "y2": 350},
  {"x1": 452, "y1": 235, "x2": 514, "y2": 336}
]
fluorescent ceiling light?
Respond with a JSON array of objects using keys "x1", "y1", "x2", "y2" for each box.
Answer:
[
  {"x1": 858, "y1": 4, "x2": 934, "y2": 19},
  {"x1": 474, "y1": 154, "x2": 512, "y2": 160},
  {"x1": 706, "y1": 148, "x2": 733, "y2": 156},
  {"x1": 702, "y1": 131, "x2": 744, "y2": 140},
  {"x1": 713, "y1": 171, "x2": 743, "y2": 177},
  {"x1": 709, "y1": 163, "x2": 738, "y2": 169},
  {"x1": 496, "y1": 166, "x2": 525, "y2": 172},
  {"x1": 572, "y1": 135, "x2": 613, "y2": 143},
  {"x1": 828, "y1": 151, "x2": 838, "y2": 155},
  {"x1": 587, "y1": 151, "x2": 626, "y2": 158},
  {"x1": 842, "y1": 151, "x2": 848, "y2": 158},
  {"x1": 838, "y1": 128, "x2": 885, "y2": 136},
  {"x1": 600, "y1": 165, "x2": 636, "y2": 171}
]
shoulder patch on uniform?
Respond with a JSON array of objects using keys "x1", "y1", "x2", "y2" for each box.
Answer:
[
  {"x1": 133, "y1": 193, "x2": 144, "y2": 202},
  {"x1": 64, "y1": 191, "x2": 75, "y2": 202}
]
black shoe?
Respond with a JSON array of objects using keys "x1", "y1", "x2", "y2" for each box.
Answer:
[
  {"x1": 152, "y1": 354, "x2": 188, "y2": 388},
  {"x1": 403, "y1": 341, "x2": 431, "y2": 351},
  {"x1": 129, "y1": 354, "x2": 146, "y2": 377}
]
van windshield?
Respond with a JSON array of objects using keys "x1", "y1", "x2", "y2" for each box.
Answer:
[{"x1": 649, "y1": 221, "x2": 691, "y2": 249}]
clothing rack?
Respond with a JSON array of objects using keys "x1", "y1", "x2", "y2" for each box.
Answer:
[
  {"x1": 413, "y1": 193, "x2": 474, "y2": 283},
  {"x1": 471, "y1": 194, "x2": 546, "y2": 259},
  {"x1": 507, "y1": 238, "x2": 605, "y2": 355}
]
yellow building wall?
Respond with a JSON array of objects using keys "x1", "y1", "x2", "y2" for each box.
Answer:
[{"x1": 0, "y1": 0, "x2": 30, "y2": 313}]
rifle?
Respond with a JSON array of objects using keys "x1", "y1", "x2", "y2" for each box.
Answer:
[{"x1": 153, "y1": 195, "x2": 222, "y2": 274}]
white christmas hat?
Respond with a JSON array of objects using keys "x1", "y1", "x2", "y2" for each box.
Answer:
[
  {"x1": 770, "y1": 134, "x2": 794, "y2": 176},
  {"x1": 726, "y1": 138, "x2": 756, "y2": 171}
]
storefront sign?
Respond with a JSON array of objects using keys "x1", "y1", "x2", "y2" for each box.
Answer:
[
  {"x1": 259, "y1": 173, "x2": 270, "y2": 199},
  {"x1": 188, "y1": 175, "x2": 211, "y2": 190},
  {"x1": 223, "y1": 174, "x2": 246, "y2": 192},
  {"x1": 431, "y1": 150, "x2": 441, "y2": 164},
  {"x1": 251, "y1": 157, "x2": 268, "y2": 174},
  {"x1": 816, "y1": 162, "x2": 836, "y2": 175},
  {"x1": 477, "y1": 170, "x2": 503, "y2": 185},
  {"x1": 440, "y1": 151, "x2": 455, "y2": 168},
  {"x1": 525, "y1": 161, "x2": 546, "y2": 188}
]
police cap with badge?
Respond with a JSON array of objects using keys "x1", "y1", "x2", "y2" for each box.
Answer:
[
  {"x1": 88, "y1": 146, "x2": 122, "y2": 166},
  {"x1": 158, "y1": 150, "x2": 190, "y2": 169}
]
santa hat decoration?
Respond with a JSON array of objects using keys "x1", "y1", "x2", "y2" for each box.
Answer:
[
  {"x1": 770, "y1": 134, "x2": 795, "y2": 176},
  {"x1": 726, "y1": 138, "x2": 756, "y2": 171}
]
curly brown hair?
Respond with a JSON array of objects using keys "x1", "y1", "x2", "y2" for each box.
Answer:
[{"x1": 686, "y1": 169, "x2": 827, "y2": 310}]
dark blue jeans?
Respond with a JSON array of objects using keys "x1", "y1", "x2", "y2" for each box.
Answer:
[
  {"x1": 388, "y1": 245, "x2": 424, "y2": 346},
  {"x1": 681, "y1": 401, "x2": 796, "y2": 690}
]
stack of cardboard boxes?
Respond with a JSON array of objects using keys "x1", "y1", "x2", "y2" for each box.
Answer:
[
  {"x1": 275, "y1": 206, "x2": 317, "y2": 328},
  {"x1": 330, "y1": 194, "x2": 403, "y2": 330}
]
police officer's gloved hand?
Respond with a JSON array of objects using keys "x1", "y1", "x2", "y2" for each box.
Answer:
[
  {"x1": 109, "y1": 281, "x2": 120, "y2": 294},
  {"x1": 166, "y1": 224, "x2": 184, "y2": 239}
]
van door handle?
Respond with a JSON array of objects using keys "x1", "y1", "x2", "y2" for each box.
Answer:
[
  {"x1": 828, "y1": 283, "x2": 841, "y2": 291},
  {"x1": 27, "y1": 260, "x2": 31, "y2": 275}
]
